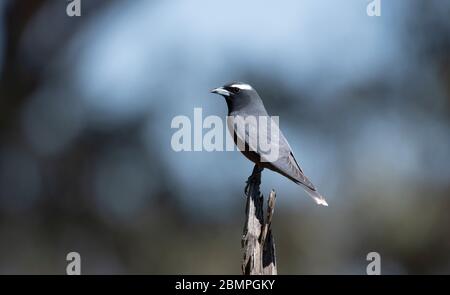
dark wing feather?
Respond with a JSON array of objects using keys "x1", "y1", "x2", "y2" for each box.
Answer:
[{"x1": 229, "y1": 115, "x2": 327, "y2": 206}]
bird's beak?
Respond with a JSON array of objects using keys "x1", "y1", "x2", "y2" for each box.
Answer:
[{"x1": 210, "y1": 87, "x2": 230, "y2": 97}]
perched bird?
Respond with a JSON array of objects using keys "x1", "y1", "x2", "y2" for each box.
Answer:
[{"x1": 211, "y1": 82, "x2": 328, "y2": 206}]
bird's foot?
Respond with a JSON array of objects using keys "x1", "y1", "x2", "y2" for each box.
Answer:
[
  {"x1": 245, "y1": 165, "x2": 264, "y2": 195},
  {"x1": 244, "y1": 182, "x2": 251, "y2": 195}
]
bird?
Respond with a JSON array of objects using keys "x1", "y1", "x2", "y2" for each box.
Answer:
[{"x1": 211, "y1": 82, "x2": 328, "y2": 206}]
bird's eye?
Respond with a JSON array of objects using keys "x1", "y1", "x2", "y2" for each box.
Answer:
[{"x1": 231, "y1": 87, "x2": 241, "y2": 93}]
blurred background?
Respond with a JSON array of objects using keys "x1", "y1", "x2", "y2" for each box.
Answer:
[{"x1": 0, "y1": 0, "x2": 449, "y2": 274}]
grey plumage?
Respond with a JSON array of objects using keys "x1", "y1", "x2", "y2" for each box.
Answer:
[{"x1": 211, "y1": 82, "x2": 328, "y2": 206}]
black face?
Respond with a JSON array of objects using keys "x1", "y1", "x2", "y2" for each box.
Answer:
[
  {"x1": 223, "y1": 85, "x2": 242, "y2": 95},
  {"x1": 211, "y1": 82, "x2": 253, "y2": 99},
  {"x1": 211, "y1": 82, "x2": 262, "y2": 113}
]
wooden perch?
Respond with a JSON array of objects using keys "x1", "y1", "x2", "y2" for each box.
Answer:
[{"x1": 242, "y1": 165, "x2": 277, "y2": 275}]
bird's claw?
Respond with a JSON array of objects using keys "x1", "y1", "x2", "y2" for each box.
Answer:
[
  {"x1": 244, "y1": 166, "x2": 263, "y2": 195},
  {"x1": 244, "y1": 182, "x2": 250, "y2": 195}
]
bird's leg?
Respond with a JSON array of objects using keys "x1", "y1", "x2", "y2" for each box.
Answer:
[{"x1": 245, "y1": 165, "x2": 264, "y2": 195}]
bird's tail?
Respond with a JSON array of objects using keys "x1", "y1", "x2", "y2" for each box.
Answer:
[{"x1": 304, "y1": 187, "x2": 328, "y2": 206}]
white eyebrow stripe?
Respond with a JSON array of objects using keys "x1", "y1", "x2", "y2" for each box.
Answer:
[{"x1": 230, "y1": 84, "x2": 252, "y2": 90}]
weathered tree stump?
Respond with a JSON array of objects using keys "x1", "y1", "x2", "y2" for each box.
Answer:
[{"x1": 242, "y1": 165, "x2": 277, "y2": 275}]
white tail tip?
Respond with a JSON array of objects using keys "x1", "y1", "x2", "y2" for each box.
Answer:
[
  {"x1": 314, "y1": 197, "x2": 328, "y2": 206},
  {"x1": 303, "y1": 186, "x2": 329, "y2": 207}
]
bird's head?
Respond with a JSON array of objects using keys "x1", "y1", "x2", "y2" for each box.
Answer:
[{"x1": 210, "y1": 82, "x2": 261, "y2": 113}]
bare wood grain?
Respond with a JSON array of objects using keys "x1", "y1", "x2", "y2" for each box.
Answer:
[{"x1": 242, "y1": 165, "x2": 277, "y2": 275}]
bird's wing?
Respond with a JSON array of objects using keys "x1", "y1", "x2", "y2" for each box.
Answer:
[
  {"x1": 229, "y1": 114, "x2": 328, "y2": 206},
  {"x1": 229, "y1": 114, "x2": 310, "y2": 184},
  {"x1": 275, "y1": 147, "x2": 328, "y2": 206},
  {"x1": 275, "y1": 142, "x2": 328, "y2": 206},
  {"x1": 228, "y1": 114, "x2": 281, "y2": 162}
]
